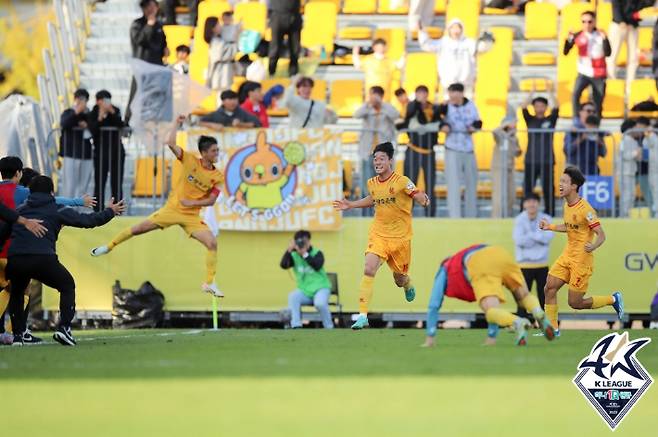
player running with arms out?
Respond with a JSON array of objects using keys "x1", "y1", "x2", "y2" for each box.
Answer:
[
  {"x1": 423, "y1": 245, "x2": 555, "y2": 347},
  {"x1": 333, "y1": 141, "x2": 430, "y2": 330},
  {"x1": 540, "y1": 166, "x2": 623, "y2": 334},
  {"x1": 91, "y1": 115, "x2": 225, "y2": 297}
]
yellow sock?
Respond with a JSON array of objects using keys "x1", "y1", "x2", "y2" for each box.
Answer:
[
  {"x1": 591, "y1": 295, "x2": 615, "y2": 309},
  {"x1": 205, "y1": 250, "x2": 217, "y2": 284},
  {"x1": 358, "y1": 275, "x2": 375, "y2": 314},
  {"x1": 108, "y1": 227, "x2": 134, "y2": 250},
  {"x1": 545, "y1": 303, "x2": 559, "y2": 329},
  {"x1": 485, "y1": 307, "x2": 517, "y2": 327},
  {"x1": 520, "y1": 294, "x2": 541, "y2": 315},
  {"x1": 0, "y1": 289, "x2": 9, "y2": 315}
]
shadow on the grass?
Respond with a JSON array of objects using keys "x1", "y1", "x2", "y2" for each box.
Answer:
[{"x1": 1, "y1": 329, "x2": 656, "y2": 380}]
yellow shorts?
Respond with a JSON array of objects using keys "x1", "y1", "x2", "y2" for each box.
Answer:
[
  {"x1": 465, "y1": 246, "x2": 525, "y2": 304},
  {"x1": 0, "y1": 258, "x2": 7, "y2": 289},
  {"x1": 548, "y1": 254, "x2": 592, "y2": 292},
  {"x1": 366, "y1": 237, "x2": 411, "y2": 275},
  {"x1": 148, "y1": 207, "x2": 210, "y2": 236}
]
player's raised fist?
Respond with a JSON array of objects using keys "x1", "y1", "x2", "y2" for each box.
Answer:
[
  {"x1": 176, "y1": 114, "x2": 187, "y2": 124},
  {"x1": 333, "y1": 199, "x2": 351, "y2": 211},
  {"x1": 108, "y1": 198, "x2": 127, "y2": 216}
]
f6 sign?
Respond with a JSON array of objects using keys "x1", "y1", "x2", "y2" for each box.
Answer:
[{"x1": 580, "y1": 176, "x2": 613, "y2": 210}]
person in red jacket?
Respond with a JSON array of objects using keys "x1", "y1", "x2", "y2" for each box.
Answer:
[
  {"x1": 423, "y1": 245, "x2": 555, "y2": 347},
  {"x1": 240, "y1": 81, "x2": 269, "y2": 128}
]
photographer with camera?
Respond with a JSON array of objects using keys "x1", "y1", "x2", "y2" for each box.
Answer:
[{"x1": 280, "y1": 230, "x2": 333, "y2": 329}]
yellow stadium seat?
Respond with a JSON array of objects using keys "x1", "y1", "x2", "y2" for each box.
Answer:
[
  {"x1": 617, "y1": 26, "x2": 654, "y2": 66},
  {"x1": 446, "y1": 0, "x2": 480, "y2": 39},
  {"x1": 378, "y1": 0, "x2": 408, "y2": 14},
  {"x1": 403, "y1": 52, "x2": 437, "y2": 99},
  {"x1": 524, "y1": 2, "x2": 558, "y2": 40},
  {"x1": 475, "y1": 27, "x2": 513, "y2": 132},
  {"x1": 434, "y1": 0, "x2": 446, "y2": 14},
  {"x1": 597, "y1": 1, "x2": 612, "y2": 33},
  {"x1": 194, "y1": 91, "x2": 218, "y2": 115},
  {"x1": 629, "y1": 79, "x2": 658, "y2": 109},
  {"x1": 601, "y1": 79, "x2": 625, "y2": 118},
  {"x1": 397, "y1": 132, "x2": 409, "y2": 145},
  {"x1": 230, "y1": 76, "x2": 246, "y2": 92},
  {"x1": 330, "y1": 80, "x2": 364, "y2": 117},
  {"x1": 560, "y1": 2, "x2": 594, "y2": 40},
  {"x1": 262, "y1": 78, "x2": 291, "y2": 116},
  {"x1": 301, "y1": 2, "x2": 337, "y2": 55},
  {"x1": 132, "y1": 157, "x2": 170, "y2": 197},
  {"x1": 483, "y1": 7, "x2": 517, "y2": 15},
  {"x1": 411, "y1": 27, "x2": 443, "y2": 40},
  {"x1": 311, "y1": 79, "x2": 328, "y2": 102},
  {"x1": 522, "y1": 52, "x2": 556, "y2": 65},
  {"x1": 342, "y1": 0, "x2": 376, "y2": 14},
  {"x1": 304, "y1": 0, "x2": 340, "y2": 12},
  {"x1": 234, "y1": 2, "x2": 267, "y2": 34},
  {"x1": 374, "y1": 28, "x2": 406, "y2": 62},
  {"x1": 337, "y1": 26, "x2": 373, "y2": 40},
  {"x1": 341, "y1": 132, "x2": 359, "y2": 144},
  {"x1": 519, "y1": 78, "x2": 553, "y2": 92},
  {"x1": 163, "y1": 25, "x2": 194, "y2": 64}
]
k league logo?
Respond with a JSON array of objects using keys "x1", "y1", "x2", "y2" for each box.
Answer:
[{"x1": 573, "y1": 332, "x2": 653, "y2": 430}]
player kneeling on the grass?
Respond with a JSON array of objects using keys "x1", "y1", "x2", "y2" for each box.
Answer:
[
  {"x1": 333, "y1": 141, "x2": 430, "y2": 330},
  {"x1": 281, "y1": 230, "x2": 334, "y2": 329},
  {"x1": 1, "y1": 176, "x2": 125, "y2": 346},
  {"x1": 423, "y1": 245, "x2": 555, "y2": 347},
  {"x1": 91, "y1": 115, "x2": 225, "y2": 298}
]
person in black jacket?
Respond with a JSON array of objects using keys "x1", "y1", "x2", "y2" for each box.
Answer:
[
  {"x1": 59, "y1": 88, "x2": 93, "y2": 199},
  {"x1": 268, "y1": 0, "x2": 303, "y2": 76},
  {"x1": 5, "y1": 176, "x2": 125, "y2": 346},
  {"x1": 89, "y1": 90, "x2": 125, "y2": 211}
]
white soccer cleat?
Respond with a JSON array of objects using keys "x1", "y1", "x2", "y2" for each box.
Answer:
[
  {"x1": 90, "y1": 245, "x2": 110, "y2": 257},
  {"x1": 202, "y1": 283, "x2": 224, "y2": 298}
]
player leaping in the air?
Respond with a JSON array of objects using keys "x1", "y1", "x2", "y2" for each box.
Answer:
[
  {"x1": 540, "y1": 166, "x2": 623, "y2": 334},
  {"x1": 333, "y1": 141, "x2": 430, "y2": 330},
  {"x1": 91, "y1": 115, "x2": 225, "y2": 297},
  {"x1": 422, "y1": 244, "x2": 555, "y2": 347}
]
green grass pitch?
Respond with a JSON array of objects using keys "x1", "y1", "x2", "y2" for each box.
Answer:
[{"x1": 1, "y1": 329, "x2": 657, "y2": 436}]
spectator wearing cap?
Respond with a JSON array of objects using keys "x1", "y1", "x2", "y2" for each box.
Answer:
[
  {"x1": 199, "y1": 90, "x2": 261, "y2": 130},
  {"x1": 240, "y1": 82, "x2": 270, "y2": 128},
  {"x1": 492, "y1": 115, "x2": 521, "y2": 218},
  {"x1": 59, "y1": 88, "x2": 93, "y2": 199},
  {"x1": 564, "y1": 103, "x2": 607, "y2": 175},
  {"x1": 281, "y1": 75, "x2": 337, "y2": 129},
  {"x1": 513, "y1": 192, "x2": 553, "y2": 309}
]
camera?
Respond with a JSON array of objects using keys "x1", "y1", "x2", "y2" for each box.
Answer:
[{"x1": 295, "y1": 237, "x2": 305, "y2": 248}]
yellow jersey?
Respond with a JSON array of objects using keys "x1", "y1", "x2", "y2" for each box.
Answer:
[
  {"x1": 166, "y1": 150, "x2": 224, "y2": 215},
  {"x1": 367, "y1": 172, "x2": 417, "y2": 240},
  {"x1": 561, "y1": 197, "x2": 600, "y2": 263}
]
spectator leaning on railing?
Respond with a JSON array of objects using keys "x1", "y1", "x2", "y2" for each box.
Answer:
[
  {"x1": 564, "y1": 107, "x2": 607, "y2": 176},
  {"x1": 617, "y1": 119, "x2": 643, "y2": 217},
  {"x1": 199, "y1": 90, "x2": 261, "y2": 131},
  {"x1": 59, "y1": 88, "x2": 93, "y2": 199},
  {"x1": 281, "y1": 230, "x2": 334, "y2": 329},
  {"x1": 492, "y1": 115, "x2": 521, "y2": 218}
]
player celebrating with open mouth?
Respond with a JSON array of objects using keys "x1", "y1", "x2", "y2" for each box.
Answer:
[{"x1": 333, "y1": 141, "x2": 430, "y2": 330}]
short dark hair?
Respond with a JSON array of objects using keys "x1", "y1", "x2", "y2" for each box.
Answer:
[
  {"x1": 372, "y1": 38, "x2": 387, "y2": 46},
  {"x1": 394, "y1": 88, "x2": 407, "y2": 97},
  {"x1": 523, "y1": 192, "x2": 540, "y2": 202},
  {"x1": 369, "y1": 86, "x2": 385, "y2": 97},
  {"x1": 294, "y1": 230, "x2": 311, "y2": 240},
  {"x1": 563, "y1": 166, "x2": 586, "y2": 190},
  {"x1": 95, "y1": 89, "x2": 111, "y2": 101},
  {"x1": 204, "y1": 17, "x2": 219, "y2": 44},
  {"x1": 620, "y1": 118, "x2": 637, "y2": 133},
  {"x1": 176, "y1": 45, "x2": 190, "y2": 54},
  {"x1": 579, "y1": 101, "x2": 595, "y2": 112},
  {"x1": 296, "y1": 77, "x2": 314, "y2": 88},
  {"x1": 636, "y1": 116, "x2": 651, "y2": 127},
  {"x1": 29, "y1": 175, "x2": 54, "y2": 194},
  {"x1": 220, "y1": 89, "x2": 238, "y2": 101},
  {"x1": 19, "y1": 168, "x2": 39, "y2": 187},
  {"x1": 415, "y1": 85, "x2": 429, "y2": 94},
  {"x1": 198, "y1": 135, "x2": 218, "y2": 153},
  {"x1": 448, "y1": 83, "x2": 464, "y2": 92},
  {"x1": 222, "y1": 11, "x2": 233, "y2": 19},
  {"x1": 0, "y1": 156, "x2": 23, "y2": 180},
  {"x1": 373, "y1": 141, "x2": 394, "y2": 159},
  {"x1": 74, "y1": 88, "x2": 89, "y2": 100},
  {"x1": 585, "y1": 115, "x2": 600, "y2": 126},
  {"x1": 139, "y1": 0, "x2": 157, "y2": 9},
  {"x1": 581, "y1": 10, "x2": 596, "y2": 19},
  {"x1": 244, "y1": 81, "x2": 262, "y2": 95},
  {"x1": 532, "y1": 96, "x2": 548, "y2": 106}
]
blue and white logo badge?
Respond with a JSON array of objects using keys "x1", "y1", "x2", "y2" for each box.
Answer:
[{"x1": 573, "y1": 332, "x2": 653, "y2": 430}]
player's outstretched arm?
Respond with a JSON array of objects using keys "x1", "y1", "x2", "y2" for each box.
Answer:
[
  {"x1": 333, "y1": 196, "x2": 373, "y2": 211},
  {"x1": 412, "y1": 191, "x2": 430, "y2": 207},
  {"x1": 165, "y1": 115, "x2": 186, "y2": 160},
  {"x1": 585, "y1": 225, "x2": 606, "y2": 253},
  {"x1": 539, "y1": 218, "x2": 566, "y2": 233},
  {"x1": 180, "y1": 191, "x2": 220, "y2": 208}
]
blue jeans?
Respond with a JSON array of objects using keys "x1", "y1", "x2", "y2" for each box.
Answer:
[{"x1": 288, "y1": 288, "x2": 334, "y2": 329}]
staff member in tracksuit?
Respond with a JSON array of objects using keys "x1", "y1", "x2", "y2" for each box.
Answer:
[{"x1": 4, "y1": 176, "x2": 125, "y2": 346}]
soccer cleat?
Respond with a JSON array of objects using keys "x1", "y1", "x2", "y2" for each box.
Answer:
[
  {"x1": 202, "y1": 283, "x2": 224, "y2": 298},
  {"x1": 534, "y1": 312, "x2": 555, "y2": 341},
  {"x1": 513, "y1": 317, "x2": 532, "y2": 346},
  {"x1": 11, "y1": 333, "x2": 24, "y2": 346},
  {"x1": 351, "y1": 314, "x2": 369, "y2": 330},
  {"x1": 23, "y1": 329, "x2": 43, "y2": 344},
  {"x1": 404, "y1": 286, "x2": 416, "y2": 303},
  {"x1": 90, "y1": 245, "x2": 110, "y2": 257},
  {"x1": 612, "y1": 291, "x2": 624, "y2": 321},
  {"x1": 53, "y1": 326, "x2": 76, "y2": 346}
]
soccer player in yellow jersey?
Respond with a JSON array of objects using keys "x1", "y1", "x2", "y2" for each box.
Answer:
[
  {"x1": 333, "y1": 142, "x2": 430, "y2": 329},
  {"x1": 91, "y1": 115, "x2": 225, "y2": 297},
  {"x1": 540, "y1": 166, "x2": 624, "y2": 334}
]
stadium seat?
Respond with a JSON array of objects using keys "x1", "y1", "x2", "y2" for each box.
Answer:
[
  {"x1": 301, "y1": 2, "x2": 337, "y2": 56},
  {"x1": 483, "y1": 7, "x2": 517, "y2": 15},
  {"x1": 522, "y1": 52, "x2": 556, "y2": 66},
  {"x1": 132, "y1": 157, "x2": 170, "y2": 197},
  {"x1": 524, "y1": 2, "x2": 558, "y2": 40},
  {"x1": 411, "y1": 27, "x2": 443, "y2": 40},
  {"x1": 337, "y1": 27, "x2": 373, "y2": 40},
  {"x1": 403, "y1": 53, "x2": 437, "y2": 99},
  {"x1": 519, "y1": 78, "x2": 553, "y2": 92},
  {"x1": 596, "y1": 0, "x2": 612, "y2": 33},
  {"x1": 234, "y1": 2, "x2": 267, "y2": 34},
  {"x1": 629, "y1": 78, "x2": 658, "y2": 109},
  {"x1": 342, "y1": 0, "x2": 376, "y2": 14},
  {"x1": 163, "y1": 25, "x2": 194, "y2": 65},
  {"x1": 304, "y1": 0, "x2": 340, "y2": 12},
  {"x1": 434, "y1": 0, "x2": 446, "y2": 14},
  {"x1": 330, "y1": 79, "x2": 364, "y2": 117},
  {"x1": 373, "y1": 28, "x2": 406, "y2": 63},
  {"x1": 616, "y1": 27, "x2": 654, "y2": 66},
  {"x1": 601, "y1": 79, "x2": 625, "y2": 118},
  {"x1": 378, "y1": 0, "x2": 408, "y2": 14},
  {"x1": 446, "y1": 0, "x2": 480, "y2": 38}
]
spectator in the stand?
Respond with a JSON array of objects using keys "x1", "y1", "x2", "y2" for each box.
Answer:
[
  {"x1": 418, "y1": 18, "x2": 487, "y2": 98},
  {"x1": 352, "y1": 38, "x2": 405, "y2": 101},
  {"x1": 564, "y1": 10, "x2": 610, "y2": 117},
  {"x1": 161, "y1": 0, "x2": 176, "y2": 25},
  {"x1": 268, "y1": 0, "x2": 303, "y2": 77},
  {"x1": 648, "y1": 120, "x2": 658, "y2": 217},
  {"x1": 485, "y1": 0, "x2": 526, "y2": 12},
  {"x1": 492, "y1": 115, "x2": 521, "y2": 218},
  {"x1": 564, "y1": 111, "x2": 607, "y2": 175},
  {"x1": 281, "y1": 76, "x2": 337, "y2": 129},
  {"x1": 240, "y1": 81, "x2": 270, "y2": 128},
  {"x1": 394, "y1": 87, "x2": 409, "y2": 119},
  {"x1": 636, "y1": 117, "x2": 655, "y2": 214},
  {"x1": 172, "y1": 45, "x2": 190, "y2": 75},
  {"x1": 89, "y1": 90, "x2": 125, "y2": 211},
  {"x1": 281, "y1": 230, "x2": 333, "y2": 329},
  {"x1": 399, "y1": 85, "x2": 441, "y2": 217},
  {"x1": 513, "y1": 193, "x2": 553, "y2": 310},
  {"x1": 408, "y1": 0, "x2": 435, "y2": 38},
  {"x1": 521, "y1": 85, "x2": 559, "y2": 216},
  {"x1": 617, "y1": 119, "x2": 642, "y2": 217},
  {"x1": 199, "y1": 90, "x2": 261, "y2": 130},
  {"x1": 59, "y1": 88, "x2": 93, "y2": 199},
  {"x1": 439, "y1": 83, "x2": 482, "y2": 218},
  {"x1": 205, "y1": 13, "x2": 241, "y2": 94},
  {"x1": 653, "y1": 16, "x2": 658, "y2": 90},
  {"x1": 354, "y1": 86, "x2": 400, "y2": 196}
]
